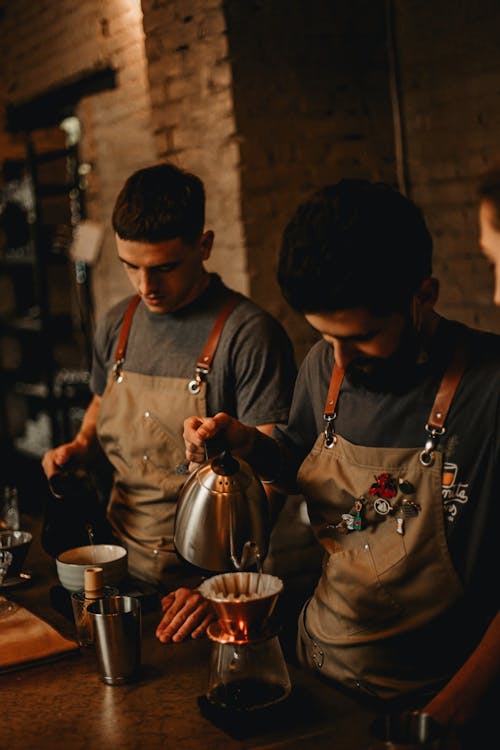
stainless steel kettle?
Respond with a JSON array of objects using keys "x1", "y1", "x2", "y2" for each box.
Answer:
[{"x1": 174, "y1": 449, "x2": 270, "y2": 573}]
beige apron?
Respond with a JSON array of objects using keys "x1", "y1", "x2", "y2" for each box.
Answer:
[
  {"x1": 297, "y1": 343, "x2": 467, "y2": 700},
  {"x1": 97, "y1": 293, "x2": 241, "y2": 587}
]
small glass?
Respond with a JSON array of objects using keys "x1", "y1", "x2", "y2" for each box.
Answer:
[
  {"x1": 71, "y1": 586, "x2": 118, "y2": 646},
  {"x1": 0, "y1": 486, "x2": 20, "y2": 531},
  {"x1": 0, "y1": 549, "x2": 17, "y2": 619}
]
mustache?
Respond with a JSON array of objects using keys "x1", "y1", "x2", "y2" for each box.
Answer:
[{"x1": 345, "y1": 330, "x2": 422, "y2": 393}]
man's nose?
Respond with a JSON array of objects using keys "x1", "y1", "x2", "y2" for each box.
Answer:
[
  {"x1": 332, "y1": 340, "x2": 356, "y2": 370},
  {"x1": 137, "y1": 269, "x2": 156, "y2": 295}
]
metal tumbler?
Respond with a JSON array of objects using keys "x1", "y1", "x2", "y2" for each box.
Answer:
[
  {"x1": 87, "y1": 595, "x2": 141, "y2": 685},
  {"x1": 369, "y1": 711, "x2": 446, "y2": 749}
]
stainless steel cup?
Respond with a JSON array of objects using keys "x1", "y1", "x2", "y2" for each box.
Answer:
[
  {"x1": 87, "y1": 595, "x2": 141, "y2": 685},
  {"x1": 369, "y1": 711, "x2": 446, "y2": 750}
]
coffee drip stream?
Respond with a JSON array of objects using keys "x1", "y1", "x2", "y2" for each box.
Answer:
[{"x1": 199, "y1": 572, "x2": 292, "y2": 712}]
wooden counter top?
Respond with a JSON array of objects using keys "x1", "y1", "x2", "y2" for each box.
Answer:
[{"x1": 0, "y1": 515, "x2": 378, "y2": 750}]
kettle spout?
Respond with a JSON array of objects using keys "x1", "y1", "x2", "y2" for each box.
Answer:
[{"x1": 230, "y1": 540, "x2": 262, "y2": 571}]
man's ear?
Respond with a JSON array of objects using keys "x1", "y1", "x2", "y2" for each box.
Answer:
[
  {"x1": 415, "y1": 277, "x2": 439, "y2": 309},
  {"x1": 200, "y1": 230, "x2": 214, "y2": 260},
  {"x1": 412, "y1": 277, "x2": 439, "y2": 333}
]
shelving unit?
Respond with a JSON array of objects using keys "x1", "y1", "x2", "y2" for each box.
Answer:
[{"x1": 0, "y1": 120, "x2": 94, "y2": 459}]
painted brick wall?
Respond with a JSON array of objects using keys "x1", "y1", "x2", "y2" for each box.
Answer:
[
  {"x1": 1, "y1": 0, "x2": 157, "y2": 321},
  {"x1": 223, "y1": 0, "x2": 397, "y2": 362},
  {"x1": 393, "y1": 0, "x2": 500, "y2": 334},
  {"x1": 140, "y1": 0, "x2": 249, "y2": 296}
]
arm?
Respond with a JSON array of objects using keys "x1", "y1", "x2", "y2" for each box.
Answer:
[
  {"x1": 41, "y1": 395, "x2": 102, "y2": 479},
  {"x1": 256, "y1": 422, "x2": 287, "y2": 524},
  {"x1": 423, "y1": 611, "x2": 500, "y2": 730}
]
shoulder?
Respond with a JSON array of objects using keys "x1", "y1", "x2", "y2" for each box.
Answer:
[
  {"x1": 465, "y1": 326, "x2": 500, "y2": 365},
  {"x1": 94, "y1": 295, "x2": 137, "y2": 349},
  {"x1": 299, "y1": 338, "x2": 332, "y2": 377},
  {"x1": 96, "y1": 295, "x2": 136, "y2": 332},
  {"x1": 218, "y1": 289, "x2": 294, "y2": 352}
]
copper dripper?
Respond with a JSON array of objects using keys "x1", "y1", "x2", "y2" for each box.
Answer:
[{"x1": 199, "y1": 571, "x2": 283, "y2": 642}]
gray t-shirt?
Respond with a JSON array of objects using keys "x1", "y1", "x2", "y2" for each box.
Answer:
[{"x1": 90, "y1": 274, "x2": 297, "y2": 427}]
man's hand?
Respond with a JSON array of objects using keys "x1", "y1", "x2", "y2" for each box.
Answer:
[
  {"x1": 183, "y1": 412, "x2": 256, "y2": 465},
  {"x1": 41, "y1": 440, "x2": 89, "y2": 479},
  {"x1": 155, "y1": 587, "x2": 215, "y2": 643},
  {"x1": 41, "y1": 394, "x2": 100, "y2": 480}
]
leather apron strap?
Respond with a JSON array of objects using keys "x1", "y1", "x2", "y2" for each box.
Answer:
[
  {"x1": 195, "y1": 293, "x2": 243, "y2": 371},
  {"x1": 113, "y1": 295, "x2": 141, "y2": 380},
  {"x1": 188, "y1": 292, "x2": 243, "y2": 394},
  {"x1": 113, "y1": 291, "x2": 243, "y2": 384},
  {"x1": 323, "y1": 338, "x2": 468, "y2": 456}
]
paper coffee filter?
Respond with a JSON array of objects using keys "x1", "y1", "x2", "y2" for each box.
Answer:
[{"x1": 199, "y1": 571, "x2": 283, "y2": 601}]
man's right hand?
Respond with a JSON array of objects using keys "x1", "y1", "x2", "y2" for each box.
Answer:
[
  {"x1": 41, "y1": 440, "x2": 89, "y2": 480},
  {"x1": 41, "y1": 394, "x2": 101, "y2": 480},
  {"x1": 183, "y1": 411, "x2": 256, "y2": 466}
]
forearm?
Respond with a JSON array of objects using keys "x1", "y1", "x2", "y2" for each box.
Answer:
[
  {"x1": 249, "y1": 429, "x2": 298, "y2": 495},
  {"x1": 424, "y1": 610, "x2": 500, "y2": 728}
]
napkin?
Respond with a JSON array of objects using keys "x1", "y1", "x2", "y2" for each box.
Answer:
[{"x1": 0, "y1": 603, "x2": 79, "y2": 672}]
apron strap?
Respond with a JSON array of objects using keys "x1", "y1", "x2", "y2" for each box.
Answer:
[
  {"x1": 188, "y1": 292, "x2": 243, "y2": 394},
  {"x1": 323, "y1": 336, "x2": 468, "y2": 454},
  {"x1": 113, "y1": 295, "x2": 141, "y2": 379},
  {"x1": 419, "y1": 337, "x2": 467, "y2": 466},
  {"x1": 112, "y1": 291, "x2": 243, "y2": 387},
  {"x1": 324, "y1": 363, "x2": 345, "y2": 419},
  {"x1": 195, "y1": 292, "x2": 243, "y2": 371},
  {"x1": 426, "y1": 341, "x2": 467, "y2": 432}
]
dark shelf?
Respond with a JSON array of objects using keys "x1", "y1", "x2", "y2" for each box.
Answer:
[
  {"x1": 13, "y1": 381, "x2": 49, "y2": 399},
  {"x1": 1, "y1": 315, "x2": 43, "y2": 333},
  {"x1": 37, "y1": 183, "x2": 76, "y2": 197},
  {"x1": 34, "y1": 147, "x2": 74, "y2": 164},
  {"x1": 1, "y1": 123, "x2": 93, "y2": 450}
]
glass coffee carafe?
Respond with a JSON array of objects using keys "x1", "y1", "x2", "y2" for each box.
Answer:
[{"x1": 199, "y1": 572, "x2": 291, "y2": 712}]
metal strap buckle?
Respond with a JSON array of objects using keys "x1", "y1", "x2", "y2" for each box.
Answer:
[
  {"x1": 419, "y1": 424, "x2": 446, "y2": 466},
  {"x1": 113, "y1": 358, "x2": 124, "y2": 382},
  {"x1": 323, "y1": 412, "x2": 336, "y2": 448},
  {"x1": 187, "y1": 366, "x2": 209, "y2": 395}
]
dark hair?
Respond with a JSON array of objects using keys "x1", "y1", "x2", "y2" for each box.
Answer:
[
  {"x1": 478, "y1": 167, "x2": 500, "y2": 230},
  {"x1": 277, "y1": 179, "x2": 433, "y2": 316},
  {"x1": 112, "y1": 162, "x2": 205, "y2": 243}
]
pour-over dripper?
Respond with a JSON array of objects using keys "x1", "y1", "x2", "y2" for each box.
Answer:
[{"x1": 199, "y1": 571, "x2": 283, "y2": 641}]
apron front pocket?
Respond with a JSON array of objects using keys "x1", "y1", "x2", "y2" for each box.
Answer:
[{"x1": 321, "y1": 540, "x2": 405, "y2": 635}]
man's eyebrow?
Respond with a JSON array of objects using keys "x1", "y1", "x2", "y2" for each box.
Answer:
[
  {"x1": 118, "y1": 256, "x2": 180, "y2": 270},
  {"x1": 332, "y1": 328, "x2": 381, "y2": 343},
  {"x1": 118, "y1": 255, "x2": 138, "y2": 268}
]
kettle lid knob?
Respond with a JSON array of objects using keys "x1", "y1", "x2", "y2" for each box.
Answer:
[{"x1": 210, "y1": 450, "x2": 240, "y2": 476}]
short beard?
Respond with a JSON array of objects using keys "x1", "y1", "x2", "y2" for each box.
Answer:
[{"x1": 344, "y1": 319, "x2": 423, "y2": 394}]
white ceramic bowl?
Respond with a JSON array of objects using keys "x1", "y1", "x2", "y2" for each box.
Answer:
[{"x1": 56, "y1": 544, "x2": 128, "y2": 592}]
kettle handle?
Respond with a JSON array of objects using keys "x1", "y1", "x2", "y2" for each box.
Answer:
[{"x1": 204, "y1": 436, "x2": 229, "y2": 460}]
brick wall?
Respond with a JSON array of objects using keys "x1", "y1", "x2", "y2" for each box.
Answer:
[
  {"x1": 140, "y1": 0, "x2": 249, "y2": 296},
  {"x1": 223, "y1": 0, "x2": 397, "y2": 361},
  {"x1": 1, "y1": 0, "x2": 157, "y2": 321},
  {"x1": 393, "y1": 0, "x2": 500, "y2": 334}
]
